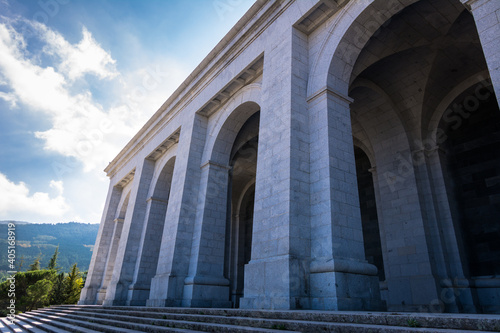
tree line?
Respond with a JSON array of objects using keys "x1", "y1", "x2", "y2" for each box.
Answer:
[
  {"x1": 0, "y1": 246, "x2": 85, "y2": 316},
  {"x1": 0, "y1": 222, "x2": 99, "y2": 274}
]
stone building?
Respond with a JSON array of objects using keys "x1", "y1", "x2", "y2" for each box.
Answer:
[{"x1": 79, "y1": 0, "x2": 500, "y2": 313}]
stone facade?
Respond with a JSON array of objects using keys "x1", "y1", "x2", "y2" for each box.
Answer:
[{"x1": 79, "y1": 0, "x2": 500, "y2": 313}]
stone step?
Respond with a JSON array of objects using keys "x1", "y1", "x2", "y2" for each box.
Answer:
[
  {"x1": 47, "y1": 305, "x2": 500, "y2": 332},
  {"x1": 0, "y1": 316, "x2": 28, "y2": 333},
  {"x1": 34, "y1": 307, "x2": 493, "y2": 333},
  {"x1": 13, "y1": 314, "x2": 64, "y2": 333},
  {"x1": 16, "y1": 312, "x2": 101, "y2": 333},
  {"x1": 32, "y1": 308, "x2": 278, "y2": 333}
]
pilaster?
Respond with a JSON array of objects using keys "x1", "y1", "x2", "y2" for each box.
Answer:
[
  {"x1": 182, "y1": 161, "x2": 231, "y2": 308},
  {"x1": 308, "y1": 88, "x2": 384, "y2": 310},
  {"x1": 103, "y1": 159, "x2": 155, "y2": 305},
  {"x1": 147, "y1": 113, "x2": 207, "y2": 307},
  {"x1": 461, "y1": 0, "x2": 500, "y2": 107},
  {"x1": 127, "y1": 196, "x2": 169, "y2": 305},
  {"x1": 78, "y1": 184, "x2": 122, "y2": 304},
  {"x1": 240, "y1": 27, "x2": 311, "y2": 310}
]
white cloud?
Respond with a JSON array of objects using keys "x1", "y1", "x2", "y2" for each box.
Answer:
[
  {"x1": 0, "y1": 17, "x2": 190, "y2": 223},
  {"x1": 0, "y1": 21, "x2": 138, "y2": 172},
  {"x1": 0, "y1": 172, "x2": 69, "y2": 219},
  {"x1": 0, "y1": 20, "x2": 189, "y2": 174},
  {"x1": 49, "y1": 179, "x2": 64, "y2": 195},
  {"x1": 40, "y1": 24, "x2": 118, "y2": 81},
  {"x1": 0, "y1": 91, "x2": 16, "y2": 106}
]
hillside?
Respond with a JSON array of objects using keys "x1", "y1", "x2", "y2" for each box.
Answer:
[{"x1": 0, "y1": 221, "x2": 99, "y2": 275}]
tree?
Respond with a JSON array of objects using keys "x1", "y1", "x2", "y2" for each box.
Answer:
[
  {"x1": 17, "y1": 255, "x2": 25, "y2": 271},
  {"x1": 64, "y1": 264, "x2": 83, "y2": 304},
  {"x1": 50, "y1": 272, "x2": 66, "y2": 305},
  {"x1": 47, "y1": 246, "x2": 59, "y2": 270},
  {"x1": 25, "y1": 279, "x2": 53, "y2": 311},
  {"x1": 29, "y1": 255, "x2": 41, "y2": 271}
]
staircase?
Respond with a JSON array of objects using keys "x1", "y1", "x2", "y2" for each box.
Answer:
[{"x1": 2, "y1": 305, "x2": 500, "y2": 332}]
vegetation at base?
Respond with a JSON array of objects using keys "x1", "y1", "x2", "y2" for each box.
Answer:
[
  {"x1": 0, "y1": 221, "x2": 98, "y2": 278},
  {"x1": 0, "y1": 247, "x2": 85, "y2": 316},
  {"x1": 407, "y1": 318, "x2": 421, "y2": 327}
]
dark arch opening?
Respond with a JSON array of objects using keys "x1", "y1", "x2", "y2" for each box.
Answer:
[
  {"x1": 439, "y1": 84, "x2": 500, "y2": 277},
  {"x1": 355, "y1": 147, "x2": 385, "y2": 282},
  {"x1": 224, "y1": 111, "x2": 259, "y2": 308},
  {"x1": 129, "y1": 157, "x2": 176, "y2": 305}
]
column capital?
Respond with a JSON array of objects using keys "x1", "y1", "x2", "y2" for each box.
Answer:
[
  {"x1": 307, "y1": 86, "x2": 354, "y2": 105},
  {"x1": 459, "y1": 0, "x2": 486, "y2": 11},
  {"x1": 146, "y1": 197, "x2": 169, "y2": 205},
  {"x1": 200, "y1": 160, "x2": 231, "y2": 171}
]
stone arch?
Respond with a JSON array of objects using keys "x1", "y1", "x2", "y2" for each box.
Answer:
[
  {"x1": 341, "y1": 0, "x2": 497, "y2": 312},
  {"x1": 116, "y1": 190, "x2": 131, "y2": 220},
  {"x1": 326, "y1": 0, "x2": 491, "y2": 311},
  {"x1": 210, "y1": 101, "x2": 261, "y2": 165},
  {"x1": 97, "y1": 190, "x2": 130, "y2": 303},
  {"x1": 352, "y1": 136, "x2": 375, "y2": 167},
  {"x1": 182, "y1": 99, "x2": 261, "y2": 308},
  {"x1": 426, "y1": 70, "x2": 492, "y2": 144},
  {"x1": 307, "y1": 0, "x2": 419, "y2": 98},
  {"x1": 128, "y1": 156, "x2": 176, "y2": 305},
  {"x1": 235, "y1": 179, "x2": 256, "y2": 217},
  {"x1": 350, "y1": 78, "x2": 414, "y2": 144},
  {"x1": 350, "y1": 84, "x2": 412, "y2": 156},
  {"x1": 434, "y1": 82, "x2": 500, "y2": 313},
  {"x1": 202, "y1": 83, "x2": 261, "y2": 165},
  {"x1": 225, "y1": 111, "x2": 259, "y2": 307},
  {"x1": 147, "y1": 147, "x2": 178, "y2": 199},
  {"x1": 437, "y1": 84, "x2": 500, "y2": 277}
]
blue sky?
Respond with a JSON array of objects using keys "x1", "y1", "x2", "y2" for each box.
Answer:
[{"x1": 0, "y1": 0, "x2": 255, "y2": 223}]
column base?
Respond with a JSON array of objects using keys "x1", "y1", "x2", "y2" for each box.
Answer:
[
  {"x1": 102, "y1": 281, "x2": 129, "y2": 306},
  {"x1": 472, "y1": 277, "x2": 500, "y2": 314},
  {"x1": 146, "y1": 273, "x2": 185, "y2": 307},
  {"x1": 240, "y1": 255, "x2": 310, "y2": 310},
  {"x1": 78, "y1": 286, "x2": 99, "y2": 305},
  {"x1": 127, "y1": 283, "x2": 150, "y2": 306},
  {"x1": 309, "y1": 258, "x2": 385, "y2": 311},
  {"x1": 181, "y1": 275, "x2": 232, "y2": 308}
]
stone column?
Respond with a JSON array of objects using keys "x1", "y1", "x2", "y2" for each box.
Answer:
[
  {"x1": 127, "y1": 196, "x2": 169, "y2": 305},
  {"x1": 103, "y1": 159, "x2": 155, "y2": 305},
  {"x1": 97, "y1": 217, "x2": 124, "y2": 304},
  {"x1": 147, "y1": 114, "x2": 207, "y2": 307},
  {"x1": 308, "y1": 89, "x2": 384, "y2": 311},
  {"x1": 368, "y1": 138, "x2": 441, "y2": 311},
  {"x1": 78, "y1": 184, "x2": 122, "y2": 304},
  {"x1": 181, "y1": 161, "x2": 231, "y2": 308},
  {"x1": 368, "y1": 166, "x2": 390, "y2": 304},
  {"x1": 240, "y1": 28, "x2": 311, "y2": 310},
  {"x1": 461, "y1": 0, "x2": 500, "y2": 107},
  {"x1": 425, "y1": 146, "x2": 477, "y2": 313}
]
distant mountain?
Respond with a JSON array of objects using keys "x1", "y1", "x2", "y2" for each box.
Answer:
[{"x1": 0, "y1": 221, "x2": 99, "y2": 274}]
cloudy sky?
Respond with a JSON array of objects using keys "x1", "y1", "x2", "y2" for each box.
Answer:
[{"x1": 0, "y1": 0, "x2": 255, "y2": 223}]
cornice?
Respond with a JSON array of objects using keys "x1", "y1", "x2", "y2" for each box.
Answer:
[{"x1": 105, "y1": 0, "x2": 296, "y2": 177}]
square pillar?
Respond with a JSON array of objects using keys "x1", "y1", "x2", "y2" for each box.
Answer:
[
  {"x1": 79, "y1": 185, "x2": 122, "y2": 304},
  {"x1": 308, "y1": 89, "x2": 384, "y2": 311},
  {"x1": 127, "y1": 196, "x2": 169, "y2": 305},
  {"x1": 103, "y1": 159, "x2": 155, "y2": 305},
  {"x1": 181, "y1": 161, "x2": 231, "y2": 308},
  {"x1": 147, "y1": 114, "x2": 207, "y2": 307},
  {"x1": 240, "y1": 28, "x2": 311, "y2": 310},
  {"x1": 462, "y1": 0, "x2": 500, "y2": 107}
]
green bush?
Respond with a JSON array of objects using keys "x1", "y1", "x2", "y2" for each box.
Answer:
[{"x1": 0, "y1": 262, "x2": 84, "y2": 316}]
